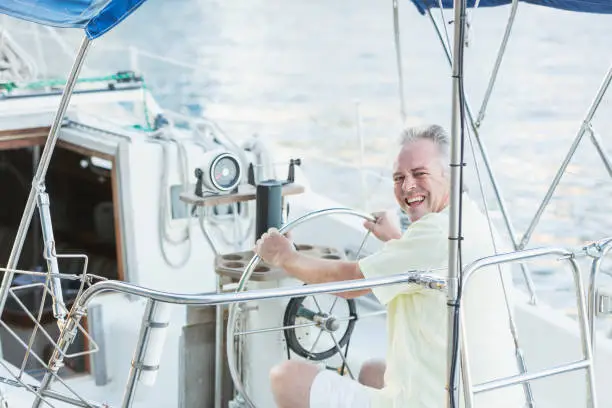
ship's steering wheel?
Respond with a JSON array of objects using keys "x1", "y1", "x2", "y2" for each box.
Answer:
[{"x1": 225, "y1": 208, "x2": 376, "y2": 408}]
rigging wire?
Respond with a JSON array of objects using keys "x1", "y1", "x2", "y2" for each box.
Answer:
[
  {"x1": 435, "y1": 0, "x2": 453, "y2": 51},
  {"x1": 464, "y1": 112, "x2": 535, "y2": 407}
]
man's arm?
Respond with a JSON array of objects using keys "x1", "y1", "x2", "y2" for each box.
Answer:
[
  {"x1": 255, "y1": 228, "x2": 370, "y2": 299},
  {"x1": 282, "y1": 251, "x2": 371, "y2": 299}
]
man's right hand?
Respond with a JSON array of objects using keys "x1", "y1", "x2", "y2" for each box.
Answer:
[
  {"x1": 255, "y1": 228, "x2": 297, "y2": 268},
  {"x1": 363, "y1": 210, "x2": 402, "y2": 242}
]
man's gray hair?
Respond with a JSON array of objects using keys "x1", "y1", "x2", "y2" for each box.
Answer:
[{"x1": 399, "y1": 124, "x2": 450, "y2": 173}]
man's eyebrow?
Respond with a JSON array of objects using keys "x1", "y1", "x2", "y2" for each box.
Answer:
[{"x1": 393, "y1": 167, "x2": 427, "y2": 176}]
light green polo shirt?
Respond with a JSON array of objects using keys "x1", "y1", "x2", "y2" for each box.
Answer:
[{"x1": 359, "y1": 194, "x2": 525, "y2": 407}]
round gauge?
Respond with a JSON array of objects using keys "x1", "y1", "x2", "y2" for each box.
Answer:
[{"x1": 203, "y1": 151, "x2": 242, "y2": 192}]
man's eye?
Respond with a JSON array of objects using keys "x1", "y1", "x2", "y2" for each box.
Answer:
[{"x1": 415, "y1": 172, "x2": 426, "y2": 177}]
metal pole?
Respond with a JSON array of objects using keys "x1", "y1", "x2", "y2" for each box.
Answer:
[
  {"x1": 460, "y1": 322, "x2": 474, "y2": 408},
  {"x1": 518, "y1": 121, "x2": 588, "y2": 248},
  {"x1": 31, "y1": 145, "x2": 41, "y2": 269},
  {"x1": 37, "y1": 189, "x2": 67, "y2": 326},
  {"x1": 474, "y1": 0, "x2": 519, "y2": 127},
  {"x1": 520, "y1": 64, "x2": 612, "y2": 249},
  {"x1": 0, "y1": 36, "x2": 91, "y2": 323},
  {"x1": 22, "y1": 36, "x2": 92, "y2": 408},
  {"x1": 31, "y1": 307, "x2": 85, "y2": 408},
  {"x1": 392, "y1": 0, "x2": 407, "y2": 122},
  {"x1": 588, "y1": 239, "x2": 612, "y2": 352},
  {"x1": 34, "y1": 387, "x2": 109, "y2": 408},
  {"x1": 88, "y1": 303, "x2": 109, "y2": 386},
  {"x1": 426, "y1": 9, "x2": 538, "y2": 305},
  {"x1": 589, "y1": 256, "x2": 603, "y2": 353},
  {"x1": 463, "y1": 249, "x2": 598, "y2": 407},
  {"x1": 473, "y1": 360, "x2": 590, "y2": 394},
  {"x1": 197, "y1": 207, "x2": 225, "y2": 408},
  {"x1": 447, "y1": 0, "x2": 467, "y2": 406},
  {"x1": 214, "y1": 278, "x2": 223, "y2": 408},
  {"x1": 121, "y1": 299, "x2": 156, "y2": 408},
  {"x1": 587, "y1": 126, "x2": 612, "y2": 178},
  {"x1": 66, "y1": 270, "x2": 445, "y2": 408}
]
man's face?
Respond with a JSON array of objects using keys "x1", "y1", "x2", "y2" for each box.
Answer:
[{"x1": 393, "y1": 139, "x2": 450, "y2": 222}]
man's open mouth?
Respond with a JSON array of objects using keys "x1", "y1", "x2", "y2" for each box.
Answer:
[{"x1": 405, "y1": 196, "x2": 425, "y2": 208}]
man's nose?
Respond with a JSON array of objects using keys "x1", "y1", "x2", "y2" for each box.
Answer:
[{"x1": 402, "y1": 177, "x2": 416, "y2": 191}]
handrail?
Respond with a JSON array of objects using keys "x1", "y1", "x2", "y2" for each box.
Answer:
[
  {"x1": 461, "y1": 246, "x2": 598, "y2": 408},
  {"x1": 82, "y1": 270, "x2": 445, "y2": 408},
  {"x1": 75, "y1": 271, "x2": 446, "y2": 311},
  {"x1": 588, "y1": 237, "x2": 612, "y2": 352}
]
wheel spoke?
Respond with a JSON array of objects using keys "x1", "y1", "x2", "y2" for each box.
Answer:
[
  {"x1": 353, "y1": 230, "x2": 372, "y2": 261},
  {"x1": 328, "y1": 297, "x2": 339, "y2": 314},
  {"x1": 328, "y1": 332, "x2": 354, "y2": 380},
  {"x1": 312, "y1": 296, "x2": 324, "y2": 313},
  {"x1": 307, "y1": 330, "x2": 325, "y2": 359},
  {"x1": 233, "y1": 321, "x2": 318, "y2": 337}
]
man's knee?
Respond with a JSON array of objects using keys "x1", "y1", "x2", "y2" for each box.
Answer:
[
  {"x1": 358, "y1": 359, "x2": 386, "y2": 389},
  {"x1": 269, "y1": 360, "x2": 320, "y2": 408},
  {"x1": 270, "y1": 360, "x2": 311, "y2": 387},
  {"x1": 269, "y1": 361, "x2": 287, "y2": 388}
]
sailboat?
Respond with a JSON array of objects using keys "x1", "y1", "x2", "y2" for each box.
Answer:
[{"x1": 0, "y1": 0, "x2": 610, "y2": 407}]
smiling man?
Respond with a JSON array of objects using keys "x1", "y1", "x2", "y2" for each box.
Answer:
[
  {"x1": 255, "y1": 124, "x2": 524, "y2": 408},
  {"x1": 391, "y1": 128, "x2": 451, "y2": 222}
]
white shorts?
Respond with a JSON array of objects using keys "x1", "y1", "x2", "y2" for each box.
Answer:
[{"x1": 309, "y1": 369, "x2": 372, "y2": 408}]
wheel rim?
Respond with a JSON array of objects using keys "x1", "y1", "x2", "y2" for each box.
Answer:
[
  {"x1": 283, "y1": 294, "x2": 357, "y2": 361},
  {"x1": 225, "y1": 207, "x2": 375, "y2": 408}
]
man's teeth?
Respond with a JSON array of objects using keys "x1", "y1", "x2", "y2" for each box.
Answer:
[{"x1": 407, "y1": 196, "x2": 425, "y2": 204}]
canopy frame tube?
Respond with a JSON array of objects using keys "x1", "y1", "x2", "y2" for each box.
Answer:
[
  {"x1": 519, "y1": 64, "x2": 612, "y2": 250},
  {"x1": 0, "y1": 34, "x2": 92, "y2": 407}
]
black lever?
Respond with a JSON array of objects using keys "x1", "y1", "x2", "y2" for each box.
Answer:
[
  {"x1": 194, "y1": 168, "x2": 204, "y2": 197},
  {"x1": 287, "y1": 158, "x2": 301, "y2": 184},
  {"x1": 248, "y1": 163, "x2": 256, "y2": 186}
]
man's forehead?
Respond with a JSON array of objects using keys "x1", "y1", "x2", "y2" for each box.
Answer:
[{"x1": 393, "y1": 140, "x2": 439, "y2": 171}]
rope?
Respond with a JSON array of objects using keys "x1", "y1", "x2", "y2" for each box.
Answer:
[{"x1": 154, "y1": 131, "x2": 193, "y2": 269}]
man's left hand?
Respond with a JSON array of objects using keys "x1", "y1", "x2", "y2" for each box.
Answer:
[{"x1": 255, "y1": 228, "x2": 296, "y2": 268}]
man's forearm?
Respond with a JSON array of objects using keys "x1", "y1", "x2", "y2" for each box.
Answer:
[{"x1": 282, "y1": 252, "x2": 371, "y2": 298}]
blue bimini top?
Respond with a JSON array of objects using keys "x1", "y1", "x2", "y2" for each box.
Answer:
[
  {"x1": 409, "y1": 0, "x2": 612, "y2": 15},
  {"x1": 0, "y1": 0, "x2": 149, "y2": 40}
]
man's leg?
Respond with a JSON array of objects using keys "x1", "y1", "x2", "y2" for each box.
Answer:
[
  {"x1": 269, "y1": 360, "x2": 319, "y2": 408},
  {"x1": 358, "y1": 359, "x2": 386, "y2": 389}
]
